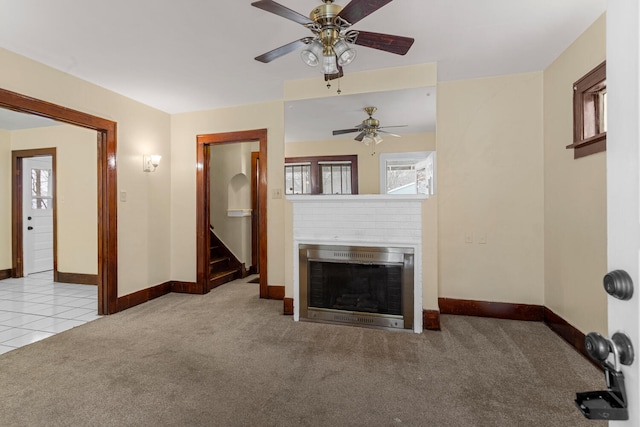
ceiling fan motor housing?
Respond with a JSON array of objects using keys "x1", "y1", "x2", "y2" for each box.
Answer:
[
  {"x1": 310, "y1": 2, "x2": 344, "y2": 52},
  {"x1": 310, "y1": 3, "x2": 342, "y2": 25},
  {"x1": 364, "y1": 117, "x2": 380, "y2": 129}
]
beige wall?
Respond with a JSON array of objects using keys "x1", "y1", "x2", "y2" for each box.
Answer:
[
  {"x1": 543, "y1": 14, "x2": 607, "y2": 335},
  {"x1": 437, "y1": 72, "x2": 545, "y2": 305},
  {"x1": 10, "y1": 125, "x2": 97, "y2": 274},
  {"x1": 0, "y1": 47, "x2": 171, "y2": 297},
  {"x1": 0, "y1": 129, "x2": 10, "y2": 270}
]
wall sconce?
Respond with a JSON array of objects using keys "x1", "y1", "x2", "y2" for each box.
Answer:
[{"x1": 143, "y1": 154, "x2": 161, "y2": 172}]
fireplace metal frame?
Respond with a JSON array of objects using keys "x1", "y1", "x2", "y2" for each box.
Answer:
[{"x1": 299, "y1": 244, "x2": 414, "y2": 330}]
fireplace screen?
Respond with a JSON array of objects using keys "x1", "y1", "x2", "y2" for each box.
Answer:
[
  {"x1": 299, "y1": 244, "x2": 414, "y2": 330},
  {"x1": 309, "y1": 262, "x2": 402, "y2": 315}
]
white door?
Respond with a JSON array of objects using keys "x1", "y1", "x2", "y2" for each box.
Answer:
[
  {"x1": 607, "y1": 2, "x2": 639, "y2": 424},
  {"x1": 22, "y1": 156, "x2": 54, "y2": 275}
]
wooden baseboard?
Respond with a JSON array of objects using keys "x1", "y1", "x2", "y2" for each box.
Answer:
[
  {"x1": 116, "y1": 281, "x2": 173, "y2": 312},
  {"x1": 438, "y1": 297, "x2": 544, "y2": 322},
  {"x1": 543, "y1": 307, "x2": 600, "y2": 368},
  {"x1": 267, "y1": 285, "x2": 285, "y2": 300},
  {"x1": 0, "y1": 269, "x2": 11, "y2": 280},
  {"x1": 283, "y1": 297, "x2": 294, "y2": 315},
  {"x1": 170, "y1": 281, "x2": 202, "y2": 294},
  {"x1": 54, "y1": 271, "x2": 98, "y2": 285},
  {"x1": 438, "y1": 297, "x2": 599, "y2": 369},
  {"x1": 422, "y1": 309, "x2": 441, "y2": 330}
]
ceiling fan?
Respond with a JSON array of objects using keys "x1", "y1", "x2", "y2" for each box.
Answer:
[
  {"x1": 251, "y1": 0, "x2": 414, "y2": 81},
  {"x1": 332, "y1": 106, "x2": 406, "y2": 145}
]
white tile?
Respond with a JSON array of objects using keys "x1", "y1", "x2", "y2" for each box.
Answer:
[
  {"x1": 53, "y1": 297, "x2": 95, "y2": 308},
  {"x1": 2, "y1": 330, "x2": 54, "y2": 347},
  {"x1": 54, "y1": 307, "x2": 96, "y2": 320},
  {"x1": 24, "y1": 294, "x2": 56, "y2": 304},
  {"x1": 74, "y1": 312, "x2": 102, "y2": 322},
  {"x1": 0, "y1": 300, "x2": 30, "y2": 311},
  {"x1": 78, "y1": 300, "x2": 98, "y2": 309},
  {"x1": 0, "y1": 275, "x2": 99, "y2": 353},
  {"x1": 0, "y1": 311, "x2": 19, "y2": 322},
  {"x1": 0, "y1": 327, "x2": 33, "y2": 343},
  {"x1": 0, "y1": 314, "x2": 48, "y2": 327},
  {"x1": 22, "y1": 317, "x2": 85, "y2": 333},
  {"x1": 0, "y1": 345, "x2": 15, "y2": 355}
]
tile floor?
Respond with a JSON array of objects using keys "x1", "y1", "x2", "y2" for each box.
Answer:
[{"x1": 0, "y1": 271, "x2": 100, "y2": 355}]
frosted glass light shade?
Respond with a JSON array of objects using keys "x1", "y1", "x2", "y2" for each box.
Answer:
[
  {"x1": 300, "y1": 41, "x2": 324, "y2": 67},
  {"x1": 333, "y1": 40, "x2": 356, "y2": 66},
  {"x1": 322, "y1": 54, "x2": 339, "y2": 74}
]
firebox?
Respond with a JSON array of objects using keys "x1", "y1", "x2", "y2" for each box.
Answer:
[{"x1": 299, "y1": 244, "x2": 414, "y2": 330}]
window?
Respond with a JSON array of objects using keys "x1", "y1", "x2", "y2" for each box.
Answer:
[
  {"x1": 567, "y1": 61, "x2": 606, "y2": 159},
  {"x1": 30, "y1": 168, "x2": 52, "y2": 209},
  {"x1": 380, "y1": 152, "x2": 435, "y2": 196},
  {"x1": 285, "y1": 155, "x2": 358, "y2": 195}
]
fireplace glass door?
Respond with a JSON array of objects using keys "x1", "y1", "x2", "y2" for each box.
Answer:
[{"x1": 309, "y1": 262, "x2": 402, "y2": 315}]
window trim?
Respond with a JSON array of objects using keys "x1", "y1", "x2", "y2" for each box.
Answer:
[
  {"x1": 567, "y1": 61, "x2": 606, "y2": 159},
  {"x1": 285, "y1": 155, "x2": 358, "y2": 195}
]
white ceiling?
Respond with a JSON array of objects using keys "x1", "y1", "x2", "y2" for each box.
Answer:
[
  {"x1": 0, "y1": 108, "x2": 59, "y2": 130},
  {"x1": 0, "y1": 0, "x2": 605, "y2": 138}
]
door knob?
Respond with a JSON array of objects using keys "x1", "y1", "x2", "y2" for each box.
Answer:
[
  {"x1": 27, "y1": 226, "x2": 33, "y2": 230},
  {"x1": 603, "y1": 270, "x2": 633, "y2": 300},
  {"x1": 585, "y1": 332, "x2": 634, "y2": 367}
]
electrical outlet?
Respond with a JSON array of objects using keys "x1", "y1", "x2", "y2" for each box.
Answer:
[
  {"x1": 478, "y1": 233, "x2": 487, "y2": 244},
  {"x1": 464, "y1": 232, "x2": 473, "y2": 243},
  {"x1": 272, "y1": 189, "x2": 282, "y2": 199}
]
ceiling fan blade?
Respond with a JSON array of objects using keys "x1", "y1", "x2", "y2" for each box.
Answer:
[
  {"x1": 337, "y1": 0, "x2": 393, "y2": 26},
  {"x1": 378, "y1": 130, "x2": 401, "y2": 137},
  {"x1": 332, "y1": 128, "x2": 361, "y2": 136},
  {"x1": 351, "y1": 31, "x2": 414, "y2": 55},
  {"x1": 379, "y1": 125, "x2": 408, "y2": 129},
  {"x1": 354, "y1": 131, "x2": 366, "y2": 142},
  {"x1": 251, "y1": 0, "x2": 315, "y2": 26},
  {"x1": 255, "y1": 38, "x2": 311, "y2": 63}
]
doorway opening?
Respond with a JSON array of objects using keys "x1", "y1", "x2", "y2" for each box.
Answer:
[
  {"x1": 196, "y1": 129, "x2": 268, "y2": 298},
  {"x1": 0, "y1": 87, "x2": 117, "y2": 315},
  {"x1": 13, "y1": 149, "x2": 56, "y2": 278}
]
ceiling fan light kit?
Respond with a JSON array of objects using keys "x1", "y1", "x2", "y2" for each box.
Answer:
[{"x1": 252, "y1": 0, "x2": 414, "y2": 84}]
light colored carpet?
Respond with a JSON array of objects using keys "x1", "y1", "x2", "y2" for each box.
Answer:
[{"x1": 0, "y1": 278, "x2": 606, "y2": 426}]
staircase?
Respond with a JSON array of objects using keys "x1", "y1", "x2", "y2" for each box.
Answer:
[{"x1": 209, "y1": 227, "x2": 247, "y2": 289}]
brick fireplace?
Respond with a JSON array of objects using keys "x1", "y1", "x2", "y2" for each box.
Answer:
[{"x1": 289, "y1": 195, "x2": 426, "y2": 333}]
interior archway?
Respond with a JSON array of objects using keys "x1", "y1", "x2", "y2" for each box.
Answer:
[{"x1": 0, "y1": 87, "x2": 118, "y2": 315}]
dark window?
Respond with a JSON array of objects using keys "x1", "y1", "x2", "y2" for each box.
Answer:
[
  {"x1": 285, "y1": 155, "x2": 358, "y2": 195},
  {"x1": 567, "y1": 61, "x2": 606, "y2": 159}
]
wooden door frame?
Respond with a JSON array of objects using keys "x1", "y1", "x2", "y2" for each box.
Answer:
[
  {"x1": 196, "y1": 129, "x2": 268, "y2": 298},
  {"x1": 12, "y1": 148, "x2": 57, "y2": 278},
  {"x1": 251, "y1": 151, "x2": 259, "y2": 274},
  {"x1": 0, "y1": 88, "x2": 118, "y2": 315}
]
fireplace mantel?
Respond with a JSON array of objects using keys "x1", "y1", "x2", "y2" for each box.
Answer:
[
  {"x1": 287, "y1": 194, "x2": 428, "y2": 202},
  {"x1": 290, "y1": 195, "x2": 425, "y2": 332}
]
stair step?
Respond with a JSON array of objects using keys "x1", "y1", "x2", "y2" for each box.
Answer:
[
  {"x1": 210, "y1": 256, "x2": 230, "y2": 266},
  {"x1": 209, "y1": 269, "x2": 240, "y2": 288}
]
